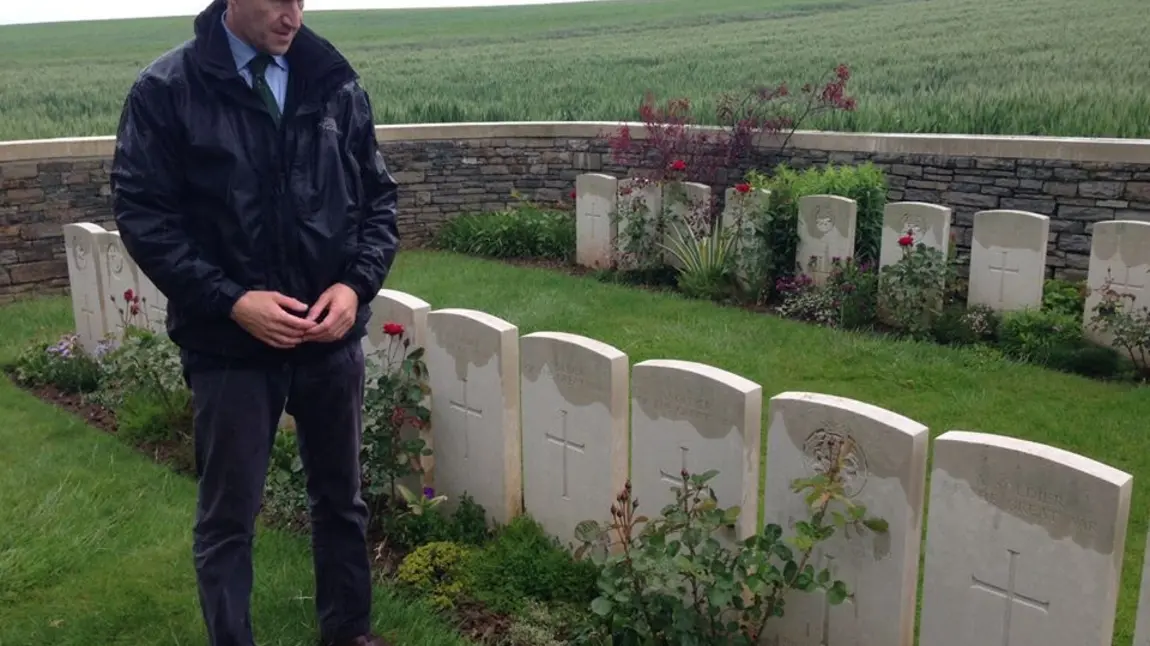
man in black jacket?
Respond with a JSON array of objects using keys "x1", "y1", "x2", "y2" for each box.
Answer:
[{"x1": 110, "y1": 0, "x2": 398, "y2": 644}]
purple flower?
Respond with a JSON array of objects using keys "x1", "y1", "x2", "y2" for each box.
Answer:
[{"x1": 422, "y1": 487, "x2": 435, "y2": 499}]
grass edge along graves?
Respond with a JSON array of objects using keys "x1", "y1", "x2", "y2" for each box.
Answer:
[{"x1": 9, "y1": 231, "x2": 1150, "y2": 645}]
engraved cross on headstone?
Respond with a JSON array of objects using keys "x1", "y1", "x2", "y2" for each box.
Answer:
[
  {"x1": 659, "y1": 445, "x2": 689, "y2": 487},
  {"x1": 970, "y1": 549, "x2": 1050, "y2": 646},
  {"x1": 448, "y1": 378, "x2": 483, "y2": 460},
  {"x1": 987, "y1": 250, "x2": 1021, "y2": 305},
  {"x1": 545, "y1": 409, "x2": 585, "y2": 499}
]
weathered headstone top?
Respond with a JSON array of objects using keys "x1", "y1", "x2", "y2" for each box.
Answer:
[
  {"x1": 761, "y1": 391, "x2": 929, "y2": 646},
  {"x1": 797, "y1": 194, "x2": 858, "y2": 284},
  {"x1": 919, "y1": 430, "x2": 1132, "y2": 646},
  {"x1": 520, "y1": 331, "x2": 629, "y2": 547}
]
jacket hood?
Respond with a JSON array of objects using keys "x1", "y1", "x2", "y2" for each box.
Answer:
[{"x1": 191, "y1": 0, "x2": 356, "y2": 101}]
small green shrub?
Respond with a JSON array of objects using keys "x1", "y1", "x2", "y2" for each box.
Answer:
[
  {"x1": 572, "y1": 470, "x2": 887, "y2": 645},
  {"x1": 772, "y1": 258, "x2": 877, "y2": 330},
  {"x1": 1043, "y1": 278, "x2": 1087, "y2": 318},
  {"x1": 380, "y1": 491, "x2": 491, "y2": 551},
  {"x1": 499, "y1": 600, "x2": 584, "y2": 646},
  {"x1": 932, "y1": 304, "x2": 1000, "y2": 346},
  {"x1": 1045, "y1": 342, "x2": 1125, "y2": 379},
  {"x1": 745, "y1": 162, "x2": 887, "y2": 298},
  {"x1": 10, "y1": 334, "x2": 104, "y2": 393},
  {"x1": 998, "y1": 308, "x2": 1084, "y2": 364},
  {"x1": 434, "y1": 203, "x2": 575, "y2": 261},
  {"x1": 880, "y1": 238, "x2": 957, "y2": 340},
  {"x1": 397, "y1": 541, "x2": 474, "y2": 611},
  {"x1": 115, "y1": 386, "x2": 192, "y2": 445},
  {"x1": 462, "y1": 515, "x2": 599, "y2": 615}
]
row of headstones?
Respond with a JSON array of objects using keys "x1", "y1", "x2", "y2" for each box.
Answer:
[
  {"x1": 574, "y1": 173, "x2": 1150, "y2": 342},
  {"x1": 61, "y1": 220, "x2": 1150, "y2": 645},
  {"x1": 372, "y1": 285, "x2": 1143, "y2": 646},
  {"x1": 63, "y1": 222, "x2": 168, "y2": 353}
]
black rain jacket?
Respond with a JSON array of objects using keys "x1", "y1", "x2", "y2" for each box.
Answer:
[{"x1": 110, "y1": 0, "x2": 399, "y2": 368}]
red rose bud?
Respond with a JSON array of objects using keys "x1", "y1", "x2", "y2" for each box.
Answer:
[
  {"x1": 383, "y1": 322, "x2": 405, "y2": 336},
  {"x1": 670, "y1": 159, "x2": 686, "y2": 171},
  {"x1": 898, "y1": 234, "x2": 914, "y2": 247},
  {"x1": 735, "y1": 183, "x2": 751, "y2": 194}
]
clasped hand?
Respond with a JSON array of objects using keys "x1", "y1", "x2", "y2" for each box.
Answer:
[{"x1": 230, "y1": 283, "x2": 358, "y2": 349}]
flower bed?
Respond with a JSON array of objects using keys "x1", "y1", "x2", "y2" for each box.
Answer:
[{"x1": 5, "y1": 294, "x2": 889, "y2": 646}]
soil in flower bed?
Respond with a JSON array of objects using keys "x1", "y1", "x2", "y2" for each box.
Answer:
[{"x1": 13, "y1": 379, "x2": 198, "y2": 475}]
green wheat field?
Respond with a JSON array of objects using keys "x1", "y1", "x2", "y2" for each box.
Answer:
[{"x1": 0, "y1": 0, "x2": 1148, "y2": 142}]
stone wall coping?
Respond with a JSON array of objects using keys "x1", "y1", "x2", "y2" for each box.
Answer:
[{"x1": 2, "y1": 121, "x2": 1149, "y2": 164}]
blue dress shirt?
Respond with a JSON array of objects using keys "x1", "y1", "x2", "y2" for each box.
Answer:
[{"x1": 221, "y1": 12, "x2": 289, "y2": 113}]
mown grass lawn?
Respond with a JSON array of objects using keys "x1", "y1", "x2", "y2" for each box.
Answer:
[
  {"x1": 4, "y1": 249, "x2": 1150, "y2": 645},
  {"x1": 0, "y1": 298, "x2": 471, "y2": 645}
]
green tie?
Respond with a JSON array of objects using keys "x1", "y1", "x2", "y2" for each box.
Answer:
[{"x1": 248, "y1": 54, "x2": 281, "y2": 128}]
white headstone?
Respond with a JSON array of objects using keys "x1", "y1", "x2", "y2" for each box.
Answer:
[
  {"x1": 575, "y1": 173, "x2": 619, "y2": 269},
  {"x1": 879, "y1": 202, "x2": 952, "y2": 269},
  {"x1": 722, "y1": 185, "x2": 770, "y2": 291},
  {"x1": 919, "y1": 431, "x2": 1132, "y2": 646},
  {"x1": 63, "y1": 222, "x2": 110, "y2": 353},
  {"x1": 797, "y1": 195, "x2": 857, "y2": 285},
  {"x1": 520, "y1": 331, "x2": 629, "y2": 548},
  {"x1": 364, "y1": 288, "x2": 433, "y2": 490},
  {"x1": 364, "y1": 288, "x2": 430, "y2": 362},
  {"x1": 663, "y1": 181, "x2": 711, "y2": 268},
  {"x1": 630, "y1": 359, "x2": 762, "y2": 543},
  {"x1": 1083, "y1": 220, "x2": 1150, "y2": 348},
  {"x1": 425, "y1": 308, "x2": 521, "y2": 525},
  {"x1": 967, "y1": 210, "x2": 1050, "y2": 312},
  {"x1": 93, "y1": 229, "x2": 141, "y2": 341},
  {"x1": 760, "y1": 392, "x2": 929, "y2": 646},
  {"x1": 615, "y1": 177, "x2": 664, "y2": 270}
]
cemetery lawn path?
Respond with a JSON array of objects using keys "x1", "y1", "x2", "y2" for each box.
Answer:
[
  {"x1": 0, "y1": 298, "x2": 471, "y2": 646},
  {"x1": 388, "y1": 250, "x2": 1150, "y2": 646}
]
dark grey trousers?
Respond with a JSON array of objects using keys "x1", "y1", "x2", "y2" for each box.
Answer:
[{"x1": 185, "y1": 341, "x2": 372, "y2": 646}]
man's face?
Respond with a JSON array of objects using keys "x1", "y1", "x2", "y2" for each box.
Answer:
[{"x1": 227, "y1": 0, "x2": 304, "y2": 55}]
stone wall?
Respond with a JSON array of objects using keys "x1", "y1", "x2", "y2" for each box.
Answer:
[{"x1": 2, "y1": 122, "x2": 1149, "y2": 301}]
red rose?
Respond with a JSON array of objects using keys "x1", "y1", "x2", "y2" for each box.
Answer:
[
  {"x1": 735, "y1": 183, "x2": 751, "y2": 194},
  {"x1": 123, "y1": 288, "x2": 135, "y2": 302},
  {"x1": 898, "y1": 234, "x2": 914, "y2": 247},
  {"x1": 569, "y1": 190, "x2": 577, "y2": 200},
  {"x1": 670, "y1": 159, "x2": 686, "y2": 172},
  {"x1": 383, "y1": 322, "x2": 405, "y2": 337}
]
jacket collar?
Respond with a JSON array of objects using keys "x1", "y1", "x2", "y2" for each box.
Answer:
[{"x1": 192, "y1": 0, "x2": 355, "y2": 106}]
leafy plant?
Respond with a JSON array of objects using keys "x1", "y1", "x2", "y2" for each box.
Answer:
[
  {"x1": 462, "y1": 515, "x2": 599, "y2": 615},
  {"x1": 997, "y1": 308, "x2": 1086, "y2": 365},
  {"x1": 9, "y1": 333, "x2": 104, "y2": 394},
  {"x1": 610, "y1": 177, "x2": 670, "y2": 273},
  {"x1": 1087, "y1": 270, "x2": 1150, "y2": 378},
  {"x1": 571, "y1": 461, "x2": 887, "y2": 646},
  {"x1": 361, "y1": 321, "x2": 433, "y2": 505},
  {"x1": 744, "y1": 163, "x2": 887, "y2": 303},
  {"x1": 1043, "y1": 278, "x2": 1087, "y2": 318},
  {"x1": 880, "y1": 232, "x2": 957, "y2": 339},
  {"x1": 660, "y1": 202, "x2": 740, "y2": 302},
  {"x1": 434, "y1": 196, "x2": 575, "y2": 261},
  {"x1": 774, "y1": 258, "x2": 877, "y2": 330},
  {"x1": 396, "y1": 541, "x2": 475, "y2": 611},
  {"x1": 931, "y1": 304, "x2": 1000, "y2": 346}
]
